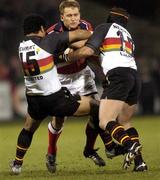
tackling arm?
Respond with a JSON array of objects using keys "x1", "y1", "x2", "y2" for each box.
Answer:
[
  {"x1": 68, "y1": 29, "x2": 91, "y2": 43},
  {"x1": 66, "y1": 23, "x2": 109, "y2": 62},
  {"x1": 69, "y1": 39, "x2": 87, "y2": 49},
  {"x1": 67, "y1": 46, "x2": 95, "y2": 62}
]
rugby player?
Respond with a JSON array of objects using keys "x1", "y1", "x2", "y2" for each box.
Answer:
[
  {"x1": 10, "y1": 13, "x2": 101, "y2": 175},
  {"x1": 45, "y1": 0, "x2": 116, "y2": 172},
  {"x1": 63, "y1": 7, "x2": 148, "y2": 171}
]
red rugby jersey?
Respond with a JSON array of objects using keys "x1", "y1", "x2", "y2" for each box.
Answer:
[{"x1": 47, "y1": 20, "x2": 93, "y2": 74}]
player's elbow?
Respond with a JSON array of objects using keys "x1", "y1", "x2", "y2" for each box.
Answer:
[{"x1": 81, "y1": 46, "x2": 94, "y2": 57}]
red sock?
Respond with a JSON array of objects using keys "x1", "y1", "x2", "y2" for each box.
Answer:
[
  {"x1": 47, "y1": 122, "x2": 62, "y2": 155},
  {"x1": 84, "y1": 123, "x2": 98, "y2": 151}
]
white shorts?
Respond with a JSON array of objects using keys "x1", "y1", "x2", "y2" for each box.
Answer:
[{"x1": 58, "y1": 66, "x2": 98, "y2": 96}]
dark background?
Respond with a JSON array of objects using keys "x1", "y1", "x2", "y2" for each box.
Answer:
[{"x1": 97, "y1": 0, "x2": 159, "y2": 21}]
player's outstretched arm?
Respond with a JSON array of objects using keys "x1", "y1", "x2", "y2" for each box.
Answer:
[
  {"x1": 66, "y1": 24, "x2": 108, "y2": 62},
  {"x1": 70, "y1": 39, "x2": 87, "y2": 49},
  {"x1": 66, "y1": 46, "x2": 95, "y2": 62},
  {"x1": 69, "y1": 29, "x2": 91, "y2": 43}
]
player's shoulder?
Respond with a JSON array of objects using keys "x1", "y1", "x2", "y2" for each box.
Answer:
[
  {"x1": 47, "y1": 21, "x2": 63, "y2": 34},
  {"x1": 79, "y1": 19, "x2": 93, "y2": 30},
  {"x1": 80, "y1": 19, "x2": 91, "y2": 24},
  {"x1": 47, "y1": 24, "x2": 56, "y2": 34},
  {"x1": 95, "y1": 23, "x2": 112, "y2": 31}
]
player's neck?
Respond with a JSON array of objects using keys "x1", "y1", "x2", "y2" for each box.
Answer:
[{"x1": 26, "y1": 30, "x2": 45, "y2": 38}]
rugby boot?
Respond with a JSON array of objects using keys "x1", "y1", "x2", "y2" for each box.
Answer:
[
  {"x1": 83, "y1": 148, "x2": 106, "y2": 166},
  {"x1": 10, "y1": 160, "x2": 22, "y2": 175},
  {"x1": 123, "y1": 142, "x2": 142, "y2": 170},
  {"x1": 46, "y1": 153, "x2": 57, "y2": 173},
  {"x1": 133, "y1": 161, "x2": 148, "y2": 172},
  {"x1": 105, "y1": 144, "x2": 126, "y2": 159}
]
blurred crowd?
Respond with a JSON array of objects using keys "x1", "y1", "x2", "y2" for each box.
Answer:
[
  {"x1": 0, "y1": 0, "x2": 160, "y2": 119},
  {"x1": 137, "y1": 56, "x2": 160, "y2": 114}
]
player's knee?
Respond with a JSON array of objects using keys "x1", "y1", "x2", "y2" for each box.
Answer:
[
  {"x1": 99, "y1": 121, "x2": 107, "y2": 130},
  {"x1": 48, "y1": 121, "x2": 63, "y2": 133},
  {"x1": 24, "y1": 113, "x2": 40, "y2": 132},
  {"x1": 51, "y1": 117, "x2": 64, "y2": 129}
]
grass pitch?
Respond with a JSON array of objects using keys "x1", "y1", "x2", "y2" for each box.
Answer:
[{"x1": 0, "y1": 116, "x2": 160, "y2": 180}]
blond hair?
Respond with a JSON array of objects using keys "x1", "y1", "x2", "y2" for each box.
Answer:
[{"x1": 59, "y1": 0, "x2": 80, "y2": 15}]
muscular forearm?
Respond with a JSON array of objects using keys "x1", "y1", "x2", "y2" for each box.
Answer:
[
  {"x1": 67, "y1": 46, "x2": 94, "y2": 62},
  {"x1": 69, "y1": 30, "x2": 91, "y2": 43},
  {"x1": 75, "y1": 30, "x2": 91, "y2": 41},
  {"x1": 70, "y1": 40, "x2": 87, "y2": 49}
]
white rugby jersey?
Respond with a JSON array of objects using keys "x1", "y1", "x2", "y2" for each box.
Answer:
[
  {"x1": 100, "y1": 23, "x2": 137, "y2": 74},
  {"x1": 19, "y1": 40, "x2": 61, "y2": 96},
  {"x1": 86, "y1": 22, "x2": 137, "y2": 75}
]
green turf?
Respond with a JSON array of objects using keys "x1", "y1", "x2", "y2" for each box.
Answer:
[{"x1": 0, "y1": 116, "x2": 160, "y2": 180}]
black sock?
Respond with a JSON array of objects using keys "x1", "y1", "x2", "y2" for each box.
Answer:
[
  {"x1": 15, "y1": 128, "x2": 33, "y2": 165},
  {"x1": 84, "y1": 123, "x2": 98, "y2": 151},
  {"x1": 126, "y1": 127, "x2": 144, "y2": 165},
  {"x1": 106, "y1": 121, "x2": 133, "y2": 151},
  {"x1": 98, "y1": 128, "x2": 115, "y2": 151}
]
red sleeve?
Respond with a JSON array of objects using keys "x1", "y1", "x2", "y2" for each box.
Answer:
[
  {"x1": 80, "y1": 19, "x2": 93, "y2": 31},
  {"x1": 46, "y1": 23, "x2": 58, "y2": 34}
]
